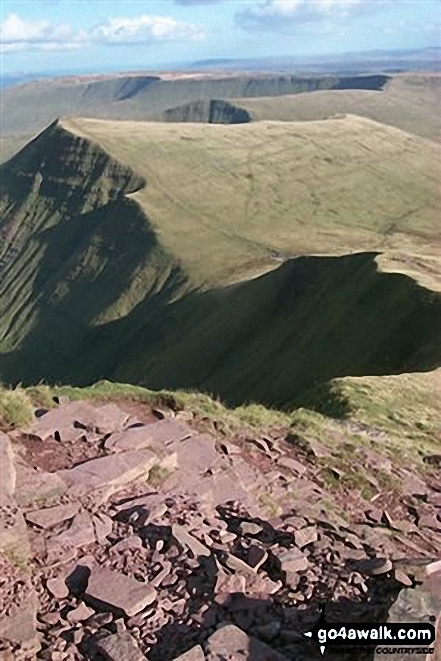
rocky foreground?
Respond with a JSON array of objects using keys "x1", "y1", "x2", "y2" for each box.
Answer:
[{"x1": 0, "y1": 399, "x2": 440, "y2": 660}]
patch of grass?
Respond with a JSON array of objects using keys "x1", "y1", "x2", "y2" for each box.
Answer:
[
  {"x1": 317, "y1": 497, "x2": 348, "y2": 522},
  {"x1": 291, "y1": 381, "x2": 353, "y2": 419},
  {"x1": 148, "y1": 465, "x2": 172, "y2": 487},
  {"x1": 0, "y1": 386, "x2": 34, "y2": 427},
  {"x1": 2, "y1": 543, "x2": 30, "y2": 572},
  {"x1": 375, "y1": 469, "x2": 402, "y2": 494},
  {"x1": 258, "y1": 491, "x2": 282, "y2": 517}
]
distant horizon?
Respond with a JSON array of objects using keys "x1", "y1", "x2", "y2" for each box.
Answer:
[{"x1": 2, "y1": 45, "x2": 440, "y2": 82}]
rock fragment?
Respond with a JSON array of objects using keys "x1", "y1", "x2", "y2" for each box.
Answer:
[
  {"x1": 294, "y1": 526, "x2": 318, "y2": 548},
  {"x1": 275, "y1": 547, "x2": 308, "y2": 574},
  {"x1": 206, "y1": 624, "x2": 289, "y2": 661},
  {"x1": 25, "y1": 502, "x2": 80, "y2": 529},
  {"x1": 105, "y1": 419, "x2": 193, "y2": 453},
  {"x1": 277, "y1": 456, "x2": 306, "y2": 476},
  {"x1": 46, "y1": 577, "x2": 69, "y2": 600},
  {"x1": 85, "y1": 567, "x2": 157, "y2": 617},
  {"x1": 247, "y1": 545, "x2": 268, "y2": 571},
  {"x1": 92, "y1": 512, "x2": 113, "y2": 543},
  {"x1": 96, "y1": 631, "x2": 146, "y2": 661},
  {"x1": 352, "y1": 557, "x2": 393, "y2": 576},
  {"x1": 239, "y1": 521, "x2": 263, "y2": 536},
  {"x1": 56, "y1": 450, "x2": 157, "y2": 497},
  {"x1": 171, "y1": 645, "x2": 205, "y2": 661},
  {"x1": 172, "y1": 524, "x2": 211, "y2": 558},
  {"x1": 66, "y1": 602, "x2": 95, "y2": 623}
]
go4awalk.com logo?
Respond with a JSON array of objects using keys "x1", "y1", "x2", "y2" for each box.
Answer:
[{"x1": 303, "y1": 605, "x2": 437, "y2": 656}]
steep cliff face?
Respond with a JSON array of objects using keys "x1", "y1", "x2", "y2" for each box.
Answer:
[
  {"x1": 163, "y1": 100, "x2": 251, "y2": 124},
  {"x1": 0, "y1": 121, "x2": 187, "y2": 382}
]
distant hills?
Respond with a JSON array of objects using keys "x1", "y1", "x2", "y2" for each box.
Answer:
[{"x1": 191, "y1": 47, "x2": 441, "y2": 73}]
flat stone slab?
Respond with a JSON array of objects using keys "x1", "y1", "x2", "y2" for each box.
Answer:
[
  {"x1": 46, "y1": 512, "x2": 96, "y2": 564},
  {"x1": 25, "y1": 501, "x2": 80, "y2": 529},
  {"x1": 27, "y1": 401, "x2": 99, "y2": 442},
  {"x1": 91, "y1": 404, "x2": 131, "y2": 434},
  {"x1": 206, "y1": 624, "x2": 289, "y2": 661},
  {"x1": 96, "y1": 631, "x2": 146, "y2": 661},
  {"x1": 172, "y1": 523, "x2": 211, "y2": 559},
  {"x1": 277, "y1": 456, "x2": 306, "y2": 476},
  {"x1": 0, "y1": 495, "x2": 30, "y2": 559},
  {"x1": 0, "y1": 432, "x2": 16, "y2": 498},
  {"x1": 105, "y1": 419, "x2": 193, "y2": 453},
  {"x1": 14, "y1": 465, "x2": 68, "y2": 507},
  {"x1": 56, "y1": 450, "x2": 158, "y2": 497},
  {"x1": 85, "y1": 567, "x2": 157, "y2": 616}
]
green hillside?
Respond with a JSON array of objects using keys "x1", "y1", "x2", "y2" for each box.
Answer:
[
  {"x1": 235, "y1": 74, "x2": 441, "y2": 143},
  {"x1": 65, "y1": 114, "x2": 441, "y2": 289},
  {"x1": 0, "y1": 115, "x2": 440, "y2": 404}
]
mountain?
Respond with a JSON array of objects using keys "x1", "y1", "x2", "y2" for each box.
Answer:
[
  {"x1": 0, "y1": 72, "x2": 389, "y2": 163},
  {"x1": 235, "y1": 73, "x2": 441, "y2": 143},
  {"x1": 0, "y1": 114, "x2": 440, "y2": 405}
]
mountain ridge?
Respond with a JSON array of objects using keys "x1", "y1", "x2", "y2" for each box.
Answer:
[{"x1": 0, "y1": 116, "x2": 440, "y2": 403}]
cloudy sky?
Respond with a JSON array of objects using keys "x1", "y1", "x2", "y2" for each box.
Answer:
[{"x1": 1, "y1": 0, "x2": 439, "y2": 74}]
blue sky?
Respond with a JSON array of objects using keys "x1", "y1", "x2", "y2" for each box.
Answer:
[{"x1": 1, "y1": 0, "x2": 439, "y2": 74}]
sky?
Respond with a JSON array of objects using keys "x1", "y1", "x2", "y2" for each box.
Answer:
[{"x1": 0, "y1": 0, "x2": 439, "y2": 74}]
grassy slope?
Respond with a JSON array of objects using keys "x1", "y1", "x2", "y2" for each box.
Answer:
[
  {"x1": 236, "y1": 74, "x2": 441, "y2": 143},
  {"x1": 65, "y1": 114, "x2": 441, "y2": 290}
]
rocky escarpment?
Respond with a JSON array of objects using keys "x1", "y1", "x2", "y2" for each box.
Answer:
[
  {"x1": 0, "y1": 398, "x2": 440, "y2": 660},
  {"x1": 163, "y1": 100, "x2": 251, "y2": 124}
]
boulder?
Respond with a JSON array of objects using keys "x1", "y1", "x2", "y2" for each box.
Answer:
[
  {"x1": 96, "y1": 631, "x2": 146, "y2": 661},
  {"x1": 105, "y1": 419, "x2": 193, "y2": 453},
  {"x1": 85, "y1": 567, "x2": 157, "y2": 617},
  {"x1": 25, "y1": 501, "x2": 80, "y2": 529},
  {"x1": 14, "y1": 465, "x2": 68, "y2": 507},
  {"x1": 206, "y1": 624, "x2": 289, "y2": 660},
  {"x1": 56, "y1": 450, "x2": 158, "y2": 497},
  {"x1": 27, "y1": 401, "x2": 98, "y2": 442}
]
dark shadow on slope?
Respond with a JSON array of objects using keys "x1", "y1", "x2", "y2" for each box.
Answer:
[
  {"x1": 107, "y1": 252, "x2": 441, "y2": 408},
  {"x1": 0, "y1": 196, "x2": 188, "y2": 385},
  {"x1": 2, "y1": 246, "x2": 441, "y2": 407},
  {"x1": 163, "y1": 99, "x2": 252, "y2": 124},
  {"x1": 143, "y1": 528, "x2": 404, "y2": 661}
]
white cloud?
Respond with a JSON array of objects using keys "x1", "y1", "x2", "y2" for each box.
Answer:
[
  {"x1": 0, "y1": 12, "x2": 205, "y2": 53},
  {"x1": 236, "y1": 0, "x2": 388, "y2": 30},
  {"x1": 0, "y1": 13, "x2": 83, "y2": 51},
  {"x1": 90, "y1": 15, "x2": 206, "y2": 44}
]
